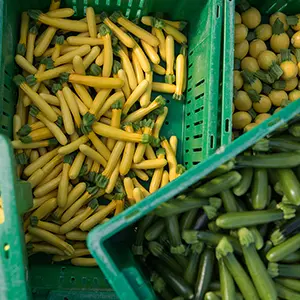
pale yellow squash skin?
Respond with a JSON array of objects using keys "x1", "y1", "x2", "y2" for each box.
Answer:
[
  {"x1": 270, "y1": 33, "x2": 290, "y2": 54},
  {"x1": 244, "y1": 123, "x2": 258, "y2": 132},
  {"x1": 241, "y1": 7, "x2": 261, "y2": 29},
  {"x1": 270, "y1": 12, "x2": 289, "y2": 31},
  {"x1": 253, "y1": 95, "x2": 272, "y2": 113},
  {"x1": 289, "y1": 89, "x2": 300, "y2": 102},
  {"x1": 292, "y1": 14, "x2": 300, "y2": 31},
  {"x1": 243, "y1": 78, "x2": 262, "y2": 94},
  {"x1": 241, "y1": 57, "x2": 260, "y2": 73},
  {"x1": 284, "y1": 77, "x2": 298, "y2": 92},
  {"x1": 235, "y1": 40, "x2": 249, "y2": 60},
  {"x1": 234, "y1": 91, "x2": 252, "y2": 111},
  {"x1": 255, "y1": 113, "x2": 271, "y2": 124},
  {"x1": 257, "y1": 50, "x2": 277, "y2": 71},
  {"x1": 280, "y1": 61, "x2": 298, "y2": 81},
  {"x1": 274, "y1": 107, "x2": 282, "y2": 114},
  {"x1": 249, "y1": 39, "x2": 267, "y2": 58},
  {"x1": 298, "y1": 62, "x2": 300, "y2": 77},
  {"x1": 255, "y1": 24, "x2": 272, "y2": 41},
  {"x1": 232, "y1": 111, "x2": 252, "y2": 130},
  {"x1": 269, "y1": 90, "x2": 288, "y2": 107},
  {"x1": 292, "y1": 31, "x2": 300, "y2": 48},
  {"x1": 235, "y1": 24, "x2": 248, "y2": 44},
  {"x1": 235, "y1": 12, "x2": 242, "y2": 25},
  {"x1": 233, "y1": 71, "x2": 243, "y2": 90}
]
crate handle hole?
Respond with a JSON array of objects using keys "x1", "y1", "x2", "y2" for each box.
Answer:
[
  {"x1": 194, "y1": 121, "x2": 203, "y2": 126},
  {"x1": 193, "y1": 148, "x2": 202, "y2": 152},
  {"x1": 195, "y1": 93, "x2": 204, "y2": 100},
  {"x1": 3, "y1": 243, "x2": 10, "y2": 259},
  {"x1": 194, "y1": 134, "x2": 202, "y2": 139},
  {"x1": 195, "y1": 107, "x2": 204, "y2": 113},
  {"x1": 195, "y1": 79, "x2": 205, "y2": 87},
  {"x1": 210, "y1": 135, "x2": 214, "y2": 149},
  {"x1": 216, "y1": 5, "x2": 220, "y2": 18},
  {"x1": 225, "y1": 118, "x2": 230, "y2": 132}
]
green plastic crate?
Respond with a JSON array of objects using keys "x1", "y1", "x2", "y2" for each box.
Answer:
[
  {"x1": 87, "y1": 0, "x2": 300, "y2": 299},
  {"x1": 0, "y1": 0, "x2": 225, "y2": 299}
]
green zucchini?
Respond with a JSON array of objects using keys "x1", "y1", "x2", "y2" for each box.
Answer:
[
  {"x1": 275, "y1": 278, "x2": 300, "y2": 293},
  {"x1": 275, "y1": 282, "x2": 300, "y2": 300},
  {"x1": 236, "y1": 152, "x2": 300, "y2": 168},
  {"x1": 216, "y1": 237, "x2": 259, "y2": 300},
  {"x1": 238, "y1": 228, "x2": 277, "y2": 300},
  {"x1": 204, "y1": 292, "x2": 220, "y2": 300},
  {"x1": 268, "y1": 262, "x2": 300, "y2": 279},
  {"x1": 132, "y1": 214, "x2": 155, "y2": 255},
  {"x1": 232, "y1": 167, "x2": 253, "y2": 196},
  {"x1": 192, "y1": 171, "x2": 242, "y2": 198},
  {"x1": 182, "y1": 230, "x2": 242, "y2": 254},
  {"x1": 267, "y1": 233, "x2": 300, "y2": 262},
  {"x1": 216, "y1": 207, "x2": 295, "y2": 230},
  {"x1": 179, "y1": 208, "x2": 199, "y2": 234},
  {"x1": 145, "y1": 219, "x2": 165, "y2": 241},
  {"x1": 183, "y1": 242, "x2": 204, "y2": 285},
  {"x1": 220, "y1": 189, "x2": 238, "y2": 212},
  {"x1": 276, "y1": 169, "x2": 300, "y2": 206},
  {"x1": 281, "y1": 250, "x2": 300, "y2": 263},
  {"x1": 218, "y1": 258, "x2": 236, "y2": 300},
  {"x1": 150, "y1": 257, "x2": 194, "y2": 299},
  {"x1": 148, "y1": 241, "x2": 183, "y2": 274},
  {"x1": 194, "y1": 247, "x2": 215, "y2": 300},
  {"x1": 205, "y1": 160, "x2": 235, "y2": 179},
  {"x1": 252, "y1": 138, "x2": 300, "y2": 152},
  {"x1": 251, "y1": 168, "x2": 268, "y2": 210},
  {"x1": 250, "y1": 227, "x2": 264, "y2": 250},
  {"x1": 270, "y1": 214, "x2": 300, "y2": 245},
  {"x1": 289, "y1": 123, "x2": 300, "y2": 137},
  {"x1": 165, "y1": 215, "x2": 185, "y2": 254},
  {"x1": 155, "y1": 197, "x2": 221, "y2": 218}
]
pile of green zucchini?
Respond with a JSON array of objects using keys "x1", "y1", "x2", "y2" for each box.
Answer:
[{"x1": 132, "y1": 118, "x2": 300, "y2": 300}]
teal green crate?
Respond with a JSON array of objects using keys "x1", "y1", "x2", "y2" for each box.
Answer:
[
  {"x1": 88, "y1": 103, "x2": 300, "y2": 300},
  {"x1": 0, "y1": 0, "x2": 225, "y2": 299}
]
